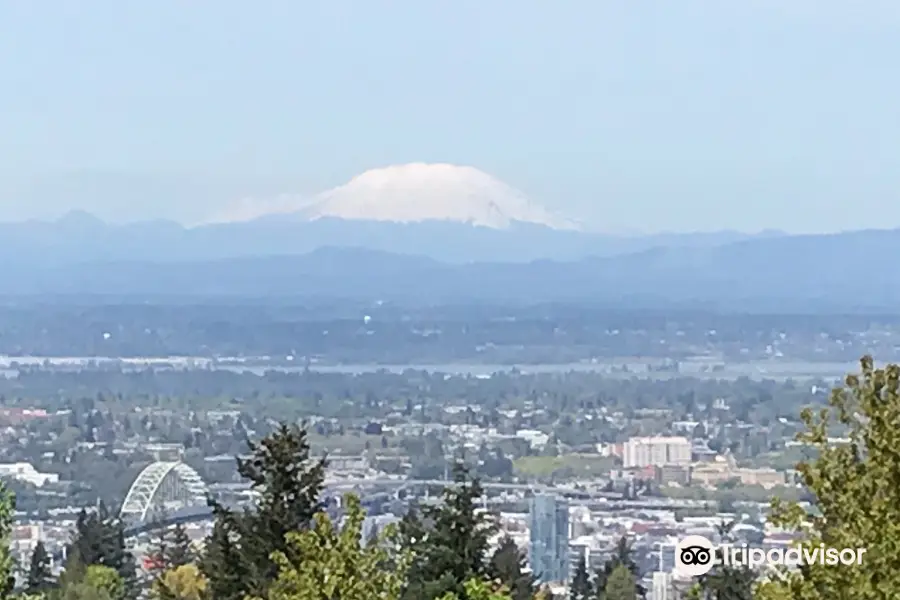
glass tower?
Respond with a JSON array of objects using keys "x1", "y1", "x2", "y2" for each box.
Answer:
[{"x1": 528, "y1": 493, "x2": 570, "y2": 583}]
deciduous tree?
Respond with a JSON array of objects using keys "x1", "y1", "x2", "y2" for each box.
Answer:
[
  {"x1": 757, "y1": 357, "x2": 897, "y2": 599},
  {"x1": 261, "y1": 494, "x2": 410, "y2": 600},
  {"x1": 150, "y1": 564, "x2": 208, "y2": 600},
  {"x1": 438, "y1": 579, "x2": 514, "y2": 600},
  {"x1": 59, "y1": 565, "x2": 124, "y2": 600},
  {"x1": 83, "y1": 566, "x2": 125, "y2": 600}
]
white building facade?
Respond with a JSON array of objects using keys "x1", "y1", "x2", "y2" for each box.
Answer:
[{"x1": 623, "y1": 436, "x2": 691, "y2": 468}]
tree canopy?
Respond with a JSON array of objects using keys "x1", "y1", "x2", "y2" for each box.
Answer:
[
  {"x1": 757, "y1": 356, "x2": 894, "y2": 599},
  {"x1": 262, "y1": 493, "x2": 410, "y2": 600},
  {"x1": 400, "y1": 463, "x2": 498, "y2": 600},
  {"x1": 65, "y1": 503, "x2": 137, "y2": 599},
  {"x1": 602, "y1": 565, "x2": 636, "y2": 600},
  {"x1": 201, "y1": 423, "x2": 326, "y2": 600},
  {"x1": 150, "y1": 564, "x2": 208, "y2": 600},
  {"x1": 488, "y1": 536, "x2": 536, "y2": 600},
  {"x1": 25, "y1": 541, "x2": 53, "y2": 595}
]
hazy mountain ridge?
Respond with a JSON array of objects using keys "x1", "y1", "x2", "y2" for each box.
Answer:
[
  {"x1": 3, "y1": 226, "x2": 900, "y2": 311},
  {"x1": 0, "y1": 162, "x2": 782, "y2": 264},
  {"x1": 0, "y1": 211, "x2": 777, "y2": 264}
]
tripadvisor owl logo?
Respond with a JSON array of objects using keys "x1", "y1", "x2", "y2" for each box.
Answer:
[
  {"x1": 675, "y1": 535, "x2": 716, "y2": 577},
  {"x1": 674, "y1": 535, "x2": 867, "y2": 579}
]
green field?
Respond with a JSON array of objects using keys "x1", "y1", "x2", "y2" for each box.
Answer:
[
  {"x1": 661, "y1": 483, "x2": 804, "y2": 504},
  {"x1": 513, "y1": 453, "x2": 616, "y2": 480}
]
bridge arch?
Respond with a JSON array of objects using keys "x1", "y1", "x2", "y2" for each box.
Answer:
[{"x1": 119, "y1": 461, "x2": 209, "y2": 524}]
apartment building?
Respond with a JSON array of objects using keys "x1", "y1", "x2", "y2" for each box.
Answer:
[{"x1": 622, "y1": 436, "x2": 692, "y2": 468}]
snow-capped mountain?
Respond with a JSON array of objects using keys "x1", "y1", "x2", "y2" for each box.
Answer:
[{"x1": 209, "y1": 163, "x2": 582, "y2": 230}]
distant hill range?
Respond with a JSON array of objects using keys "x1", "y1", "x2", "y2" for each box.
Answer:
[
  {"x1": 0, "y1": 211, "x2": 898, "y2": 312},
  {"x1": 0, "y1": 209, "x2": 775, "y2": 264},
  {"x1": 0, "y1": 163, "x2": 780, "y2": 264}
]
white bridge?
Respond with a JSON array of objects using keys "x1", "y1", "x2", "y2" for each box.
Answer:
[{"x1": 119, "y1": 461, "x2": 210, "y2": 524}]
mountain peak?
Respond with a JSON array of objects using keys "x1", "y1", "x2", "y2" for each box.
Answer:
[{"x1": 209, "y1": 163, "x2": 581, "y2": 230}]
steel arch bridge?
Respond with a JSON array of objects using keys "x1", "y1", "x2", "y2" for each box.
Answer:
[{"x1": 119, "y1": 461, "x2": 209, "y2": 524}]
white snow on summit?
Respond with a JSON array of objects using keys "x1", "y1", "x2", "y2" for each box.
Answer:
[{"x1": 209, "y1": 163, "x2": 580, "y2": 230}]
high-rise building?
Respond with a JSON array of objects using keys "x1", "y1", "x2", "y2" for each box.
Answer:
[
  {"x1": 623, "y1": 436, "x2": 692, "y2": 468},
  {"x1": 528, "y1": 494, "x2": 570, "y2": 584},
  {"x1": 654, "y1": 542, "x2": 677, "y2": 573},
  {"x1": 652, "y1": 571, "x2": 673, "y2": 600}
]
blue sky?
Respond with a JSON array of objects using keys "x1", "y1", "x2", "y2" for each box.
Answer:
[{"x1": 1, "y1": 1, "x2": 899, "y2": 233}]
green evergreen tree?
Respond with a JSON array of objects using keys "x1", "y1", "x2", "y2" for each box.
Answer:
[
  {"x1": 109, "y1": 526, "x2": 137, "y2": 600},
  {"x1": 593, "y1": 537, "x2": 644, "y2": 600},
  {"x1": 26, "y1": 540, "x2": 54, "y2": 593},
  {"x1": 200, "y1": 423, "x2": 326, "y2": 600},
  {"x1": 58, "y1": 550, "x2": 87, "y2": 596},
  {"x1": 603, "y1": 565, "x2": 636, "y2": 600},
  {"x1": 164, "y1": 524, "x2": 194, "y2": 568},
  {"x1": 401, "y1": 462, "x2": 498, "y2": 600},
  {"x1": 569, "y1": 554, "x2": 592, "y2": 600},
  {"x1": 69, "y1": 510, "x2": 98, "y2": 566},
  {"x1": 66, "y1": 503, "x2": 137, "y2": 600},
  {"x1": 200, "y1": 512, "x2": 247, "y2": 600},
  {"x1": 487, "y1": 536, "x2": 536, "y2": 600},
  {"x1": 147, "y1": 521, "x2": 169, "y2": 576}
]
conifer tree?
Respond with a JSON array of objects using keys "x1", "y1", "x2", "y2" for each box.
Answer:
[
  {"x1": 114, "y1": 528, "x2": 137, "y2": 599},
  {"x1": 150, "y1": 524, "x2": 197, "y2": 600},
  {"x1": 487, "y1": 536, "x2": 536, "y2": 600},
  {"x1": 25, "y1": 541, "x2": 53, "y2": 594},
  {"x1": 603, "y1": 565, "x2": 636, "y2": 600},
  {"x1": 57, "y1": 550, "x2": 87, "y2": 598},
  {"x1": 569, "y1": 554, "x2": 592, "y2": 600},
  {"x1": 66, "y1": 504, "x2": 137, "y2": 600},
  {"x1": 593, "y1": 537, "x2": 644, "y2": 600},
  {"x1": 200, "y1": 423, "x2": 326, "y2": 600},
  {"x1": 164, "y1": 524, "x2": 194, "y2": 569},
  {"x1": 199, "y1": 513, "x2": 247, "y2": 600},
  {"x1": 401, "y1": 462, "x2": 498, "y2": 600},
  {"x1": 147, "y1": 522, "x2": 169, "y2": 576}
]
